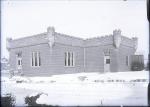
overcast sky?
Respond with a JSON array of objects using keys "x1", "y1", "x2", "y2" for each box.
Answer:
[{"x1": 1, "y1": 0, "x2": 149, "y2": 60}]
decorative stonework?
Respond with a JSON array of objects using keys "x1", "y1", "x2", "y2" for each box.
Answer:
[
  {"x1": 132, "y1": 37, "x2": 138, "y2": 50},
  {"x1": 47, "y1": 26, "x2": 55, "y2": 47},
  {"x1": 113, "y1": 29, "x2": 122, "y2": 48},
  {"x1": 103, "y1": 49, "x2": 111, "y2": 56}
]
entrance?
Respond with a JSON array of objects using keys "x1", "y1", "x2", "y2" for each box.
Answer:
[
  {"x1": 17, "y1": 57, "x2": 22, "y2": 70},
  {"x1": 16, "y1": 52, "x2": 22, "y2": 71},
  {"x1": 104, "y1": 55, "x2": 110, "y2": 72}
]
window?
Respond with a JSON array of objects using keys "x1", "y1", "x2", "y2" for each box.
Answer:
[
  {"x1": 31, "y1": 52, "x2": 41, "y2": 67},
  {"x1": 18, "y1": 59, "x2": 22, "y2": 65},
  {"x1": 65, "y1": 52, "x2": 75, "y2": 67},
  {"x1": 68, "y1": 52, "x2": 70, "y2": 66},
  {"x1": 65, "y1": 52, "x2": 67, "y2": 66},
  {"x1": 16, "y1": 52, "x2": 22, "y2": 69},
  {"x1": 126, "y1": 56, "x2": 129, "y2": 66},
  {"x1": 106, "y1": 59, "x2": 110, "y2": 64}
]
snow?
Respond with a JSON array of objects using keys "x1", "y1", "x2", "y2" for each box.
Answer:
[{"x1": 1, "y1": 70, "x2": 149, "y2": 106}]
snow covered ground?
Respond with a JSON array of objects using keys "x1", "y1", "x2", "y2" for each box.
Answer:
[{"x1": 1, "y1": 70, "x2": 149, "y2": 106}]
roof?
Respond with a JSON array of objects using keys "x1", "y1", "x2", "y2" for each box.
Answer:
[{"x1": 7, "y1": 27, "x2": 137, "y2": 49}]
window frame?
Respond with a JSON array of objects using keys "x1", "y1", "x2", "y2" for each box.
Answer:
[
  {"x1": 65, "y1": 52, "x2": 75, "y2": 67},
  {"x1": 106, "y1": 58, "x2": 110, "y2": 64},
  {"x1": 16, "y1": 52, "x2": 22, "y2": 69},
  {"x1": 31, "y1": 51, "x2": 41, "y2": 67}
]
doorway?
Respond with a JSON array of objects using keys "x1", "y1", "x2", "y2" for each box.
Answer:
[
  {"x1": 16, "y1": 52, "x2": 22, "y2": 70},
  {"x1": 104, "y1": 55, "x2": 110, "y2": 72}
]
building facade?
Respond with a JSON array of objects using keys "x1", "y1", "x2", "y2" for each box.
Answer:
[{"x1": 7, "y1": 27, "x2": 138, "y2": 76}]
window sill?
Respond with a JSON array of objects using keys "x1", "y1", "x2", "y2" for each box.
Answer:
[
  {"x1": 64, "y1": 66, "x2": 75, "y2": 68},
  {"x1": 31, "y1": 66, "x2": 41, "y2": 68}
]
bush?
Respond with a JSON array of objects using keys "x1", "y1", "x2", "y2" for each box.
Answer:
[
  {"x1": 25, "y1": 93, "x2": 41, "y2": 106},
  {"x1": 1, "y1": 93, "x2": 16, "y2": 107},
  {"x1": 25, "y1": 93, "x2": 55, "y2": 106}
]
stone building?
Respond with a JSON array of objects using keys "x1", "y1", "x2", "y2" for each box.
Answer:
[{"x1": 7, "y1": 27, "x2": 138, "y2": 76}]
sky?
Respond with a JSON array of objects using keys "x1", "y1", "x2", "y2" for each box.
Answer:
[{"x1": 1, "y1": 0, "x2": 149, "y2": 60}]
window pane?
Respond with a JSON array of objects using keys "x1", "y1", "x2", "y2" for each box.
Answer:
[
  {"x1": 35, "y1": 52, "x2": 37, "y2": 66},
  {"x1": 68, "y1": 52, "x2": 70, "y2": 66},
  {"x1": 32, "y1": 52, "x2": 34, "y2": 66},
  {"x1": 126, "y1": 56, "x2": 128, "y2": 66},
  {"x1": 72, "y1": 53, "x2": 73, "y2": 66},
  {"x1": 65, "y1": 52, "x2": 67, "y2": 66},
  {"x1": 39, "y1": 52, "x2": 41, "y2": 66},
  {"x1": 106, "y1": 59, "x2": 110, "y2": 64}
]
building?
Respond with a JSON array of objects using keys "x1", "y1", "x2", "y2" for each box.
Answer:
[{"x1": 6, "y1": 27, "x2": 138, "y2": 76}]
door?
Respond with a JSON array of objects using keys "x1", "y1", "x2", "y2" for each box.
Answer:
[
  {"x1": 16, "y1": 52, "x2": 22, "y2": 70},
  {"x1": 104, "y1": 56, "x2": 110, "y2": 72},
  {"x1": 17, "y1": 57, "x2": 22, "y2": 69}
]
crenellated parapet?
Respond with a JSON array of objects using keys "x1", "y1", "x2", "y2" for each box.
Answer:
[
  {"x1": 7, "y1": 26, "x2": 138, "y2": 50},
  {"x1": 84, "y1": 29, "x2": 137, "y2": 50},
  {"x1": 121, "y1": 36, "x2": 138, "y2": 50},
  {"x1": 84, "y1": 34, "x2": 113, "y2": 47},
  {"x1": 6, "y1": 33, "x2": 48, "y2": 49}
]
